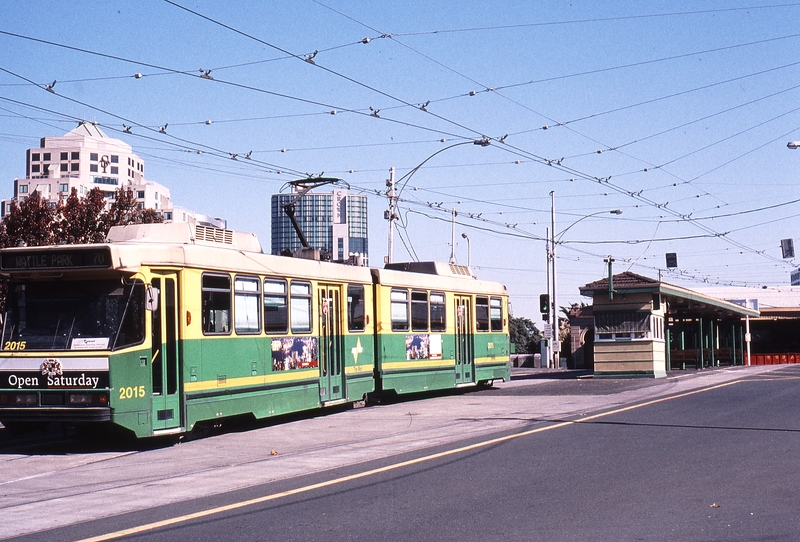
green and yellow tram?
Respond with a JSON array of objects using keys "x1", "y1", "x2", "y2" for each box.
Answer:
[{"x1": 0, "y1": 223, "x2": 509, "y2": 438}]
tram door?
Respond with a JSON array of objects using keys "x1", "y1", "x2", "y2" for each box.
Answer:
[
  {"x1": 318, "y1": 285, "x2": 345, "y2": 403},
  {"x1": 150, "y1": 273, "x2": 182, "y2": 431},
  {"x1": 454, "y1": 296, "x2": 474, "y2": 385}
]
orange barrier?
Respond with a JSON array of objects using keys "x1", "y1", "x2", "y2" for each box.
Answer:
[{"x1": 750, "y1": 353, "x2": 800, "y2": 365}]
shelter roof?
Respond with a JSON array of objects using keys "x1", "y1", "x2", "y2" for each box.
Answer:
[{"x1": 580, "y1": 272, "x2": 759, "y2": 319}]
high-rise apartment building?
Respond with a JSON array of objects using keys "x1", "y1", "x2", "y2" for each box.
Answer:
[
  {"x1": 271, "y1": 187, "x2": 368, "y2": 264},
  {"x1": 3, "y1": 121, "x2": 225, "y2": 228},
  {"x1": 4, "y1": 121, "x2": 172, "y2": 218}
]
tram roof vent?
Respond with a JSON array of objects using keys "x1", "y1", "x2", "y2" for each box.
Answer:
[
  {"x1": 196, "y1": 224, "x2": 233, "y2": 245},
  {"x1": 193, "y1": 225, "x2": 261, "y2": 252},
  {"x1": 384, "y1": 261, "x2": 475, "y2": 278}
]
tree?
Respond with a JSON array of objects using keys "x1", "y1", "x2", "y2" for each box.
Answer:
[
  {"x1": 2, "y1": 191, "x2": 55, "y2": 247},
  {"x1": 509, "y1": 316, "x2": 542, "y2": 354},
  {"x1": 54, "y1": 188, "x2": 107, "y2": 244},
  {"x1": 1, "y1": 187, "x2": 163, "y2": 250},
  {"x1": 102, "y1": 187, "x2": 144, "y2": 229}
]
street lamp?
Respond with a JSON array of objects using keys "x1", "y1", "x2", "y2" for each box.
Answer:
[
  {"x1": 547, "y1": 191, "x2": 622, "y2": 369},
  {"x1": 386, "y1": 139, "x2": 490, "y2": 264},
  {"x1": 461, "y1": 232, "x2": 471, "y2": 267}
]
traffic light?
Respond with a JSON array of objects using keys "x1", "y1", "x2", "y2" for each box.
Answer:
[{"x1": 539, "y1": 294, "x2": 550, "y2": 315}]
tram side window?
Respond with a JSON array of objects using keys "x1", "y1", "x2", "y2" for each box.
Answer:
[
  {"x1": 264, "y1": 279, "x2": 288, "y2": 334},
  {"x1": 490, "y1": 297, "x2": 503, "y2": 332},
  {"x1": 476, "y1": 296, "x2": 490, "y2": 332},
  {"x1": 430, "y1": 292, "x2": 446, "y2": 332},
  {"x1": 347, "y1": 284, "x2": 365, "y2": 332},
  {"x1": 391, "y1": 289, "x2": 409, "y2": 331},
  {"x1": 234, "y1": 276, "x2": 261, "y2": 334},
  {"x1": 411, "y1": 290, "x2": 429, "y2": 332},
  {"x1": 202, "y1": 274, "x2": 231, "y2": 334},
  {"x1": 290, "y1": 281, "x2": 312, "y2": 333}
]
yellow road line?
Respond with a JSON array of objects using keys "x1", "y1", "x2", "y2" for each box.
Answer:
[{"x1": 78, "y1": 379, "x2": 742, "y2": 541}]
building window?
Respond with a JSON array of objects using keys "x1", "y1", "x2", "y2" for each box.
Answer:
[
  {"x1": 60, "y1": 184, "x2": 68, "y2": 193},
  {"x1": 60, "y1": 163, "x2": 68, "y2": 172},
  {"x1": 264, "y1": 279, "x2": 288, "y2": 334},
  {"x1": 71, "y1": 152, "x2": 79, "y2": 160},
  {"x1": 19, "y1": 185, "x2": 28, "y2": 194},
  {"x1": 163, "y1": 211, "x2": 172, "y2": 220},
  {"x1": 31, "y1": 164, "x2": 40, "y2": 173},
  {"x1": 110, "y1": 166, "x2": 118, "y2": 175},
  {"x1": 594, "y1": 311, "x2": 651, "y2": 341},
  {"x1": 490, "y1": 297, "x2": 503, "y2": 332},
  {"x1": 347, "y1": 284, "x2": 365, "y2": 332},
  {"x1": 202, "y1": 274, "x2": 231, "y2": 334},
  {"x1": 94, "y1": 176, "x2": 118, "y2": 185},
  {"x1": 43, "y1": 153, "x2": 50, "y2": 161},
  {"x1": 90, "y1": 153, "x2": 98, "y2": 161},
  {"x1": 391, "y1": 289, "x2": 409, "y2": 331},
  {"x1": 110, "y1": 155, "x2": 119, "y2": 163},
  {"x1": 60, "y1": 152, "x2": 68, "y2": 160},
  {"x1": 234, "y1": 276, "x2": 261, "y2": 334},
  {"x1": 70, "y1": 163, "x2": 79, "y2": 172},
  {"x1": 290, "y1": 281, "x2": 312, "y2": 333},
  {"x1": 137, "y1": 191, "x2": 145, "y2": 199},
  {"x1": 90, "y1": 164, "x2": 98, "y2": 173},
  {"x1": 32, "y1": 153, "x2": 40, "y2": 161}
]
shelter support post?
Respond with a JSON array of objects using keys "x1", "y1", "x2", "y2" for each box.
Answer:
[{"x1": 745, "y1": 315, "x2": 751, "y2": 366}]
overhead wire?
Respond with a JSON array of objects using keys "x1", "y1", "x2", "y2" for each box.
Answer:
[
  {"x1": 386, "y1": 4, "x2": 800, "y2": 35},
  {"x1": 3, "y1": 6, "x2": 797, "y2": 279}
]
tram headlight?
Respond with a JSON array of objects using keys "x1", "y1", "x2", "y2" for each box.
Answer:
[
  {"x1": 0, "y1": 393, "x2": 38, "y2": 406},
  {"x1": 69, "y1": 394, "x2": 94, "y2": 405},
  {"x1": 68, "y1": 393, "x2": 108, "y2": 406}
]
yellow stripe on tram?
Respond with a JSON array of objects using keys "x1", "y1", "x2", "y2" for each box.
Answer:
[
  {"x1": 381, "y1": 359, "x2": 455, "y2": 371},
  {"x1": 183, "y1": 370, "x2": 318, "y2": 393}
]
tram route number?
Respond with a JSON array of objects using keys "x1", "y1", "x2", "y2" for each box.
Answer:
[
  {"x1": 3, "y1": 341, "x2": 27, "y2": 351},
  {"x1": 119, "y1": 385, "x2": 146, "y2": 400}
]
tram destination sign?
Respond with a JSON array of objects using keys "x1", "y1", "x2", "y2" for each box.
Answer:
[{"x1": 1, "y1": 247, "x2": 112, "y2": 271}]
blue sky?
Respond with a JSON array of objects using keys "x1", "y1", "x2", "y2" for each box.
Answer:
[{"x1": 2, "y1": 1, "x2": 800, "y2": 319}]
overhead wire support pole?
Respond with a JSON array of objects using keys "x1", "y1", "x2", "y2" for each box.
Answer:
[
  {"x1": 386, "y1": 167, "x2": 396, "y2": 264},
  {"x1": 449, "y1": 207, "x2": 457, "y2": 264},
  {"x1": 550, "y1": 190, "x2": 558, "y2": 369},
  {"x1": 544, "y1": 226, "x2": 552, "y2": 368}
]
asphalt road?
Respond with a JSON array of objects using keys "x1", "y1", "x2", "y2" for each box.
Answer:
[{"x1": 3, "y1": 364, "x2": 798, "y2": 541}]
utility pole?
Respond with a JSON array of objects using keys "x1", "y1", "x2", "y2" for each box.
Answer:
[
  {"x1": 544, "y1": 226, "x2": 552, "y2": 368},
  {"x1": 385, "y1": 167, "x2": 396, "y2": 264},
  {"x1": 550, "y1": 190, "x2": 559, "y2": 369},
  {"x1": 449, "y1": 207, "x2": 457, "y2": 264},
  {"x1": 604, "y1": 256, "x2": 615, "y2": 300}
]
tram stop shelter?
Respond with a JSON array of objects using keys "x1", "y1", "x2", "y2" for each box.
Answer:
[{"x1": 579, "y1": 272, "x2": 760, "y2": 378}]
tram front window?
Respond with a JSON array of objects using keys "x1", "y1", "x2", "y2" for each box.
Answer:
[{"x1": 1, "y1": 278, "x2": 145, "y2": 351}]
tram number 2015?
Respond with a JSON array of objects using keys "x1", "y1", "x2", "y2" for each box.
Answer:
[
  {"x1": 3, "y1": 341, "x2": 26, "y2": 351},
  {"x1": 119, "y1": 385, "x2": 146, "y2": 400}
]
